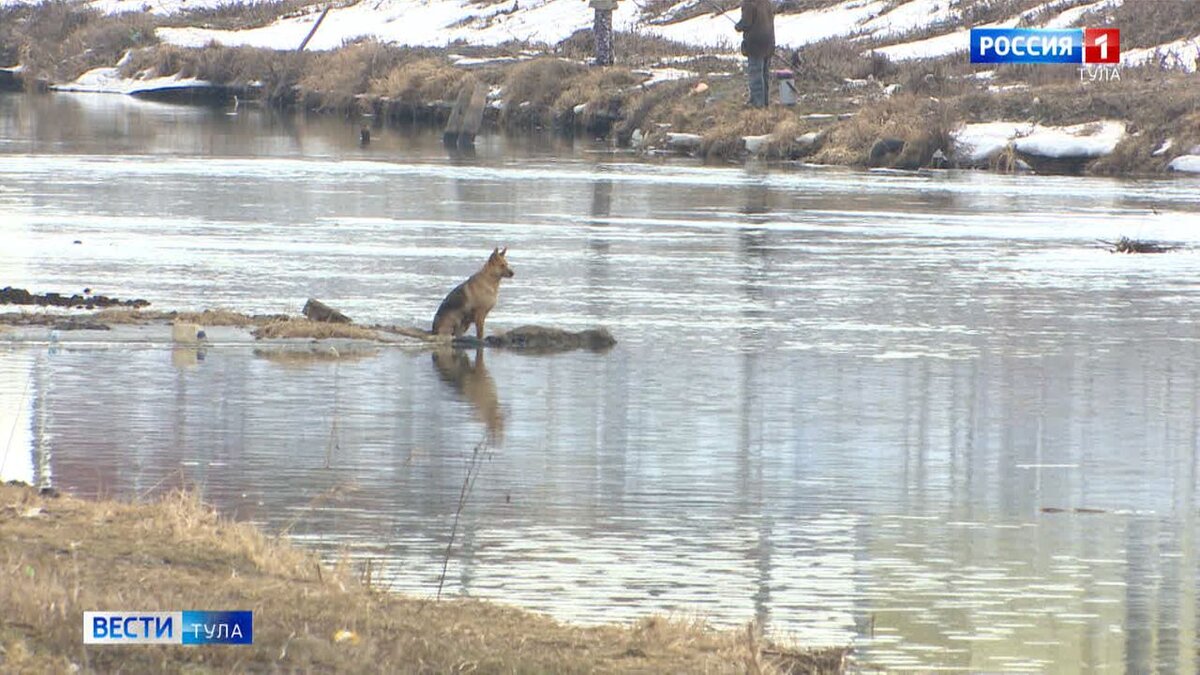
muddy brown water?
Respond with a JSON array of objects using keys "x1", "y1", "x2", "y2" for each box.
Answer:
[{"x1": 3, "y1": 92, "x2": 1200, "y2": 672}]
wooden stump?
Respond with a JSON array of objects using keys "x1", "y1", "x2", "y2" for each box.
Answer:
[{"x1": 444, "y1": 77, "x2": 487, "y2": 149}]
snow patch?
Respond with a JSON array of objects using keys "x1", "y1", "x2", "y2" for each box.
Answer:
[
  {"x1": 1168, "y1": 155, "x2": 1200, "y2": 173},
  {"x1": 88, "y1": 0, "x2": 279, "y2": 15},
  {"x1": 954, "y1": 122, "x2": 1033, "y2": 162},
  {"x1": 875, "y1": 18, "x2": 1018, "y2": 61},
  {"x1": 1014, "y1": 121, "x2": 1125, "y2": 158},
  {"x1": 862, "y1": 0, "x2": 956, "y2": 39},
  {"x1": 743, "y1": 134, "x2": 770, "y2": 154},
  {"x1": 639, "y1": 67, "x2": 696, "y2": 87},
  {"x1": 52, "y1": 66, "x2": 214, "y2": 95},
  {"x1": 954, "y1": 120, "x2": 1125, "y2": 162},
  {"x1": 1123, "y1": 35, "x2": 1200, "y2": 73},
  {"x1": 1042, "y1": 0, "x2": 1123, "y2": 28}
]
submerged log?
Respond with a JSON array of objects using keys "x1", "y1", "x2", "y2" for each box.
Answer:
[
  {"x1": 467, "y1": 325, "x2": 617, "y2": 353},
  {"x1": 302, "y1": 298, "x2": 352, "y2": 323}
]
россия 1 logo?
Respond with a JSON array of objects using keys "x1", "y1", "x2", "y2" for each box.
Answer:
[{"x1": 971, "y1": 28, "x2": 1120, "y2": 64}]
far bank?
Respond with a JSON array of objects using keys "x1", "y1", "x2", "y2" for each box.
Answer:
[{"x1": 2, "y1": 1, "x2": 1200, "y2": 175}]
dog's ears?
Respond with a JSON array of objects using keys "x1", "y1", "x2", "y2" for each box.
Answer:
[
  {"x1": 490, "y1": 247, "x2": 499, "y2": 258},
  {"x1": 500, "y1": 247, "x2": 508, "y2": 256}
]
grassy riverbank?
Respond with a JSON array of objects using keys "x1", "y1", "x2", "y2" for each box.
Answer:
[
  {"x1": 0, "y1": 482, "x2": 848, "y2": 673},
  {"x1": 2, "y1": 1, "x2": 1198, "y2": 171}
]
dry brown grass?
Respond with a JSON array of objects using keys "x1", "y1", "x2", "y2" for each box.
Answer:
[
  {"x1": 1092, "y1": 110, "x2": 1200, "y2": 175},
  {"x1": 0, "y1": 4, "x2": 158, "y2": 85},
  {"x1": 702, "y1": 107, "x2": 782, "y2": 158},
  {"x1": 613, "y1": 78, "x2": 699, "y2": 143},
  {"x1": 252, "y1": 319, "x2": 381, "y2": 340},
  {"x1": 369, "y1": 57, "x2": 468, "y2": 104},
  {"x1": 553, "y1": 66, "x2": 645, "y2": 131},
  {"x1": 555, "y1": 29, "x2": 705, "y2": 67},
  {"x1": 89, "y1": 308, "x2": 265, "y2": 327},
  {"x1": 1096, "y1": 0, "x2": 1200, "y2": 50},
  {"x1": 796, "y1": 38, "x2": 896, "y2": 87},
  {"x1": 298, "y1": 39, "x2": 405, "y2": 112},
  {"x1": 811, "y1": 94, "x2": 954, "y2": 168},
  {"x1": 0, "y1": 483, "x2": 849, "y2": 673},
  {"x1": 161, "y1": 0, "x2": 326, "y2": 31},
  {"x1": 500, "y1": 58, "x2": 589, "y2": 127}
]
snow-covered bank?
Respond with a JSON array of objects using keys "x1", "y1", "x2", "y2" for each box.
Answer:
[
  {"x1": 954, "y1": 121, "x2": 1127, "y2": 164},
  {"x1": 51, "y1": 66, "x2": 215, "y2": 96},
  {"x1": 1168, "y1": 155, "x2": 1200, "y2": 173}
]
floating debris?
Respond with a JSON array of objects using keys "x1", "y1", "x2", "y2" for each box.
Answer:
[{"x1": 1097, "y1": 236, "x2": 1182, "y2": 254}]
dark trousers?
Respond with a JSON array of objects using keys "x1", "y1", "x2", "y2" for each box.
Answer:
[{"x1": 747, "y1": 56, "x2": 770, "y2": 108}]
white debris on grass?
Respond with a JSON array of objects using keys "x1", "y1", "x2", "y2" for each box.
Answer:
[
  {"x1": 449, "y1": 54, "x2": 523, "y2": 67},
  {"x1": 1152, "y1": 139, "x2": 1173, "y2": 157},
  {"x1": 638, "y1": 67, "x2": 696, "y2": 87},
  {"x1": 654, "y1": 54, "x2": 742, "y2": 65}
]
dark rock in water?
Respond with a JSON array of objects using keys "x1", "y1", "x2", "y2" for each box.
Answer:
[
  {"x1": 479, "y1": 325, "x2": 617, "y2": 353},
  {"x1": 302, "y1": 298, "x2": 352, "y2": 324},
  {"x1": 0, "y1": 286, "x2": 149, "y2": 309},
  {"x1": 0, "y1": 68, "x2": 22, "y2": 92}
]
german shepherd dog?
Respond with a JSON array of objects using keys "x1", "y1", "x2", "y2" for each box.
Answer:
[{"x1": 432, "y1": 248, "x2": 514, "y2": 339}]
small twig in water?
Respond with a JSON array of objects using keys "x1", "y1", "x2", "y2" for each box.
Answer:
[{"x1": 436, "y1": 435, "x2": 491, "y2": 600}]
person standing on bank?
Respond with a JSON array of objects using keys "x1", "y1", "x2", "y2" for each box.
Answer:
[{"x1": 734, "y1": 0, "x2": 775, "y2": 108}]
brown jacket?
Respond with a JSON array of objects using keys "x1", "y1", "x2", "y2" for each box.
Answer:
[{"x1": 735, "y1": 0, "x2": 775, "y2": 59}]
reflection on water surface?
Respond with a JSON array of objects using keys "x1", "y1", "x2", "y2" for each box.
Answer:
[{"x1": 2, "y1": 92, "x2": 1200, "y2": 672}]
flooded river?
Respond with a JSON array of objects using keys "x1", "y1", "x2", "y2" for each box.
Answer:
[{"x1": 2, "y1": 92, "x2": 1200, "y2": 671}]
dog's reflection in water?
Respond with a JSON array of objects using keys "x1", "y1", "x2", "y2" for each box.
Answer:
[{"x1": 432, "y1": 347, "x2": 505, "y2": 444}]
